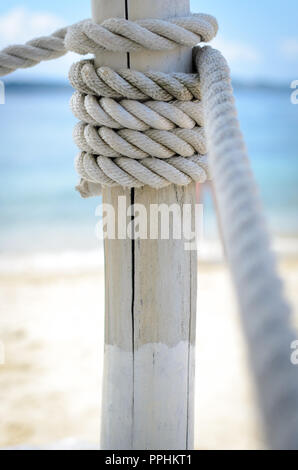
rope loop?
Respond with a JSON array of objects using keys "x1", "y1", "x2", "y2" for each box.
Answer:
[
  {"x1": 69, "y1": 59, "x2": 209, "y2": 195},
  {"x1": 65, "y1": 14, "x2": 218, "y2": 54}
]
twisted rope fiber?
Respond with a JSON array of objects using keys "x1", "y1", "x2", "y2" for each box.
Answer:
[
  {"x1": 70, "y1": 91, "x2": 204, "y2": 130},
  {"x1": 65, "y1": 13, "x2": 218, "y2": 53},
  {"x1": 196, "y1": 45, "x2": 298, "y2": 450},
  {"x1": 69, "y1": 62, "x2": 210, "y2": 195},
  {"x1": 73, "y1": 122, "x2": 207, "y2": 159},
  {"x1": 76, "y1": 151, "x2": 209, "y2": 192},
  {"x1": 69, "y1": 59, "x2": 202, "y2": 101},
  {"x1": 70, "y1": 59, "x2": 205, "y2": 197},
  {"x1": 0, "y1": 13, "x2": 217, "y2": 76},
  {"x1": 0, "y1": 27, "x2": 67, "y2": 77}
]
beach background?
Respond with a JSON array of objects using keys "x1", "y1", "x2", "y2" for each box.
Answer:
[{"x1": 0, "y1": 0, "x2": 298, "y2": 450}]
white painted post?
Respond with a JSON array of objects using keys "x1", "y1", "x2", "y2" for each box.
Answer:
[{"x1": 92, "y1": 0, "x2": 197, "y2": 450}]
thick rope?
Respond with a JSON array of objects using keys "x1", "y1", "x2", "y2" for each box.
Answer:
[
  {"x1": 0, "y1": 14, "x2": 217, "y2": 77},
  {"x1": 69, "y1": 60, "x2": 202, "y2": 101},
  {"x1": 65, "y1": 14, "x2": 218, "y2": 53},
  {"x1": 68, "y1": 62, "x2": 210, "y2": 195},
  {"x1": 0, "y1": 27, "x2": 67, "y2": 76},
  {"x1": 73, "y1": 122, "x2": 206, "y2": 158},
  {"x1": 70, "y1": 93, "x2": 204, "y2": 130},
  {"x1": 69, "y1": 62, "x2": 207, "y2": 194},
  {"x1": 196, "y1": 45, "x2": 298, "y2": 451},
  {"x1": 75, "y1": 152, "x2": 208, "y2": 191}
]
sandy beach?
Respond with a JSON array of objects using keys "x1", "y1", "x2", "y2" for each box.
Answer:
[{"x1": 1, "y1": 245, "x2": 297, "y2": 450}]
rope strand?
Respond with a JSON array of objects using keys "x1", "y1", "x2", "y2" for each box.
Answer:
[
  {"x1": 69, "y1": 60, "x2": 201, "y2": 101},
  {"x1": 0, "y1": 14, "x2": 217, "y2": 77}
]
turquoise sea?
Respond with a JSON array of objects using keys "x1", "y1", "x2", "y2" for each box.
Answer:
[{"x1": 0, "y1": 81, "x2": 297, "y2": 255}]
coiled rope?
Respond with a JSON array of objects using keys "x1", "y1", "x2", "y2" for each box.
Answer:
[
  {"x1": 1, "y1": 10, "x2": 298, "y2": 450},
  {"x1": 70, "y1": 60, "x2": 208, "y2": 195},
  {"x1": 64, "y1": 15, "x2": 217, "y2": 195}
]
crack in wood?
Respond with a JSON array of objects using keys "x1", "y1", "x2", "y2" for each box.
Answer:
[
  {"x1": 186, "y1": 249, "x2": 192, "y2": 450},
  {"x1": 125, "y1": 0, "x2": 135, "y2": 450}
]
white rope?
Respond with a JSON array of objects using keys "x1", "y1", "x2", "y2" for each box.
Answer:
[
  {"x1": 196, "y1": 45, "x2": 298, "y2": 451},
  {"x1": 73, "y1": 122, "x2": 206, "y2": 159},
  {"x1": 0, "y1": 14, "x2": 217, "y2": 77},
  {"x1": 69, "y1": 60, "x2": 202, "y2": 101},
  {"x1": 70, "y1": 93, "x2": 204, "y2": 130},
  {"x1": 75, "y1": 152, "x2": 208, "y2": 191},
  {"x1": 0, "y1": 27, "x2": 67, "y2": 76},
  {"x1": 68, "y1": 62, "x2": 209, "y2": 193},
  {"x1": 65, "y1": 14, "x2": 218, "y2": 54}
]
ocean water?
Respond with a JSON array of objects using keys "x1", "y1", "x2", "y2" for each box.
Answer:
[{"x1": 0, "y1": 82, "x2": 297, "y2": 256}]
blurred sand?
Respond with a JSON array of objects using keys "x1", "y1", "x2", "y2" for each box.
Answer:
[{"x1": 0, "y1": 254, "x2": 297, "y2": 450}]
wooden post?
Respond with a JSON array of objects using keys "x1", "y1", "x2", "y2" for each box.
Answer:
[{"x1": 92, "y1": 0, "x2": 197, "y2": 450}]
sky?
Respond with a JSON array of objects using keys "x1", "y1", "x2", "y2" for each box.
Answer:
[{"x1": 0, "y1": 0, "x2": 297, "y2": 83}]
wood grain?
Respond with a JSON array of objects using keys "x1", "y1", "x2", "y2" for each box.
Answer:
[{"x1": 92, "y1": 0, "x2": 197, "y2": 450}]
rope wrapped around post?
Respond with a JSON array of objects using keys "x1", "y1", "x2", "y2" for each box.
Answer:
[
  {"x1": 65, "y1": 15, "x2": 217, "y2": 196},
  {"x1": 69, "y1": 60, "x2": 210, "y2": 196}
]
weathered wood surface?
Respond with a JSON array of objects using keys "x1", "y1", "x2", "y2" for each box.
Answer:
[{"x1": 92, "y1": 0, "x2": 197, "y2": 450}]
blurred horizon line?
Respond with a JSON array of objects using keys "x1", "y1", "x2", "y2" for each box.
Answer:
[{"x1": 1, "y1": 78, "x2": 293, "y2": 93}]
